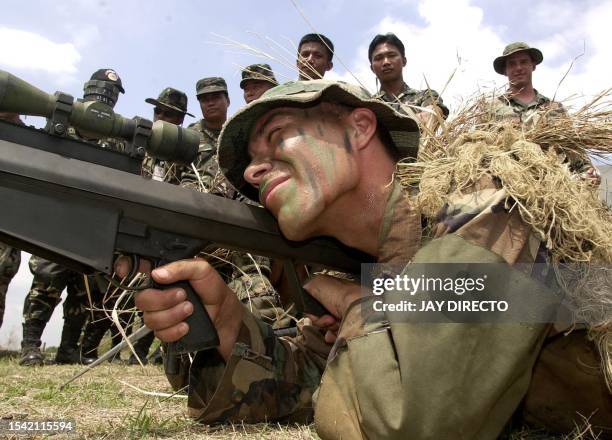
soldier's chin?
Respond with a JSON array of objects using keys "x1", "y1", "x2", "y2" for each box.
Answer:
[{"x1": 278, "y1": 219, "x2": 312, "y2": 242}]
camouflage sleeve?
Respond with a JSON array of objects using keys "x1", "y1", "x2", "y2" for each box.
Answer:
[
  {"x1": 418, "y1": 88, "x2": 450, "y2": 118},
  {"x1": 183, "y1": 308, "x2": 330, "y2": 424},
  {"x1": 227, "y1": 253, "x2": 291, "y2": 328},
  {"x1": 179, "y1": 146, "x2": 217, "y2": 191}
]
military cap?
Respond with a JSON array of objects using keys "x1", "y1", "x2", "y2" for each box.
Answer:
[
  {"x1": 493, "y1": 42, "x2": 543, "y2": 75},
  {"x1": 239, "y1": 64, "x2": 278, "y2": 89},
  {"x1": 145, "y1": 87, "x2": 194, "y2": 117},
  {"x1": 89, "y1": 68, "x2": 125, "y2": 93},
  {"x1": 219, "y1": 80, "x2": 420, "y2": 202},
  {"x1": 196, "y1": 77, "x2": 227, "y2": 96}
]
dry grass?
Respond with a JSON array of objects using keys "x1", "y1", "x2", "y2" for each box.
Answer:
[{"x1": 0, "y1": 351, "x2": 318, "y2": 439}]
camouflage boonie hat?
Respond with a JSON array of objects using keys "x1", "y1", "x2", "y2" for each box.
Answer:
[
  {"x1": 145, "y1": 87, "x2": 194, "y2": 117},
  {"x1": 239, "y1": 64, "x2": 278, "y2": 89},
  {"x1": 89, "y1": 68, "x2": 125, "y2": 93},
  {"x1": 494, "y1": 42, "x2": 543, "y2": 75},
  {"x1": 196, "y1": 77, "x2": 228, "y2": 96},
  {"x1": 218, "y1": 80, "x2": 420, "y2": 202}
]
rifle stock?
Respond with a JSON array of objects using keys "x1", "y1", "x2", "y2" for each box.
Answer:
[{"x1": 0, "y1": 120, "x2": 373, "y2": 353}]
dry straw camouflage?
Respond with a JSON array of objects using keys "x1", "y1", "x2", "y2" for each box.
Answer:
[
  {"x1": 494, "y1": 42, "x2": 543, "y2": 75},
  {"x1": 145, "y1": 87, "x2": 194, "y2": 117},
  {"x1": 239, "y1": 64, "x2": 278, "y2": 89},
  {"x1": 196, "y1": 77, "x2": 228, "y2": 96},
  {"x1": 218, "y1": 80, "x2": 420, "y2": 202}
]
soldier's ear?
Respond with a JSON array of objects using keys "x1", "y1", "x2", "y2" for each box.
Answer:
[
  {"x1": 327, "y1": 60, "x2": 333, "y2": 72},
  {"x1": 402, "y1": 57, "x2": 407, "y2": 67},
  {"x1": 349, "y1": 108, "x2": 377, "y2": 151}
]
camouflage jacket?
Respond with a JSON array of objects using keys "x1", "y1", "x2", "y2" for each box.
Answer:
[
  {"x1": 180, "y1": 119, "x2": 236, "y2": 197},
  {"x1": 490, "y1": 90, "x2": 567, "y2": 125},
  {"x1": 176, "y1": 177, "x2": 594, "y2": 438},
  {"x1": 374, "y1": 82, "x2": 450, "y2": 118}
]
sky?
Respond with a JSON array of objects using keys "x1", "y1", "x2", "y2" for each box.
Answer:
[{"x1": 1, "y1": 0, "x2": 611, "y2": 349}]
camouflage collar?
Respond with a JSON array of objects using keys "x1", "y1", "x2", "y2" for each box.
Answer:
[
  {"x1": 500, "y1": 89, "x2": 550, "y2": 110},
  {"x1": 374, "y1": 82, "x2": 418, "y2": 103},
  {"x1": 377, "y1": 179, "x2": 422, "y2": 266},
  {"x1": 194, "y1": 119, "x2": 221, "y2": 141}
]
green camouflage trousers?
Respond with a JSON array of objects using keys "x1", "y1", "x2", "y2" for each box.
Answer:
[
  {"x1": 24, "y1": 255, "x2": 89, "y2": 324},
  {"x1": 0, "y1": 242, "x2": 21, "y2": 328}
]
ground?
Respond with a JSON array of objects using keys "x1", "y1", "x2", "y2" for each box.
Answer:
[{"x1": 0, "y1": 350, "x2": 318, "y2": 440}]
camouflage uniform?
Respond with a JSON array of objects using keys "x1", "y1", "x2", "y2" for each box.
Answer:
[
  {"x1": 168, "y1": 81, "x2": 611, "y2": 438},
  {"x1": 20, "y1": 255, "x2": 91, "y2": 364},
  {"x1": 374, "y1": 81, "x2": 449, "y2": 118},
  {"x1": 0, "y1": 242, "x2": 20, "y2": 328}
]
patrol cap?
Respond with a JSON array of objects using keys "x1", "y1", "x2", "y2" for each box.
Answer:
[
  {"x1": 239, "y1": 64, "x2": 278, "y2": 89},
  {"x1": 89, "y1": 68, "x2": 125, "y2": 93},
  {"x1": 196, "y1": 77, "x2": 228, "y2": 97},
  {"x1": 219, "y1": 80, "x2": 420, "y2": 202},
  {"x1": 494, "y1": 42, "x2": 543, "y2": 75},
  {"x1": 145, "y1": 87, "x2": 194, "y2": 117}
]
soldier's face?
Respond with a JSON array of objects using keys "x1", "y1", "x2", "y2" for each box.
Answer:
[
  {"x1": 297, "y1": 42, "x2": 333, "y2": 80},
  {"x1": 153, "y1": 107, "x2": 185, "y2": 125},
  {"x1": 370, "y1": 42, "x2": 406, "y2": 83},
  {"x1": 198, "y1": 92, "x2": 229, "y2": 122},
  {"x1": 505, "y1": 52, "x2": 535, "y2": 88},
  {"x1": 244, "y1": 104, "x2": 359, "y2": 240},
  {"x1": 243, "y1": 80, "x2": 274, "y2": 104}
]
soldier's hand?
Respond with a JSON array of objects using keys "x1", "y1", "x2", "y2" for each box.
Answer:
[
  {"x1": 133, "y1": 259, "x2": 243, "y2": 361},
  {"x1": 303, "y1": 275, "x2": 362, "y2": 343},
  {"x1": 580, "y1": 166, "x2": 601, "y2": 187}
]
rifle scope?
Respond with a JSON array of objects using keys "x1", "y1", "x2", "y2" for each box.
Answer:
[{"x1": 0, "y1": 70, "x2": 198, "y2": 164}]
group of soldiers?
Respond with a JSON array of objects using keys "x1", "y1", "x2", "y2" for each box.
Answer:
[{"x1": 0, "y1": 33, "x2": 604, "y2": 434}]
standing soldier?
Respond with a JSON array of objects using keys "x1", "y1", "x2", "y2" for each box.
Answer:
[
  {"x1": 491, "y1": 42, "x2": 600, "y2": 185},
  {"x1": 20, "y1": 69, "x2": 125, "y2": 366},
  {"x1": 369, "y1": 33, "x2": 449, "y2": 121},
  {"x1": 240, "y1": 64, "x2": 278, "y2": 104},
  {"x1": 296, "y1": 33, "x2": 334, "y2": 80},
  {"x1": 181, "y1": 77, "x2": 231, "y2": 194}
]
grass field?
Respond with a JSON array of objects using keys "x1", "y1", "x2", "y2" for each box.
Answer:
[{"x1": 0, "y1": 350, "x2": 318, "y2": 439}]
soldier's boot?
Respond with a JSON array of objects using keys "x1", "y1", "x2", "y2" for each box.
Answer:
[
  {"x1": 128, "y1": 328, "x2": 154, "y2": 365},
  {"x1": 19, "y1": 319, "x2": 45, "y2": 366},
  {"x1": 80, "y1": 320, "x2": 109, "y2": 365},
  {"x1": 149, "y1": 346, "x2": 163, "y2": 365},
  {"x1": 55, "y1": 320, "x2": 84, "y2": 365}
]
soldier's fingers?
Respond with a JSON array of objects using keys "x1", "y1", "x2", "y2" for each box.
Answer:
[
  {"x1": 114, "y1": 256, "x2": 152, "y2": 278},
  {"x1": 142, "y1": 300, "x2": 193, "y2": 331},
  {"x1": 114, "y1": 256, "x2": 132, "y2": 278},
  {"x1": 306, "y1": 313, "x2": 338, "y2": 328},
  {"x1": 154, "y1": 322, "x2": 189, "y2": 343},
  {"x1": 152, "y1": 259, "x2": 231, "y2": 306},
  {"x1": 135, "y1": 287, "x2": 186, "y2": 312},
  {"x1": 304, "y1": 275, "x2": 361, "y2": 318},
  {"x1": 324, "y1": 330, "x2": 338, "y2": 344}
]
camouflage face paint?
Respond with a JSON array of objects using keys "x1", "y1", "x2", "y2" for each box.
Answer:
[
  {"x1": 342, "y1": 129, "x2": 353, "y2": 152},
  {"x1": 316, "y1": 124, "x2": 324, "y2": 137}
]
